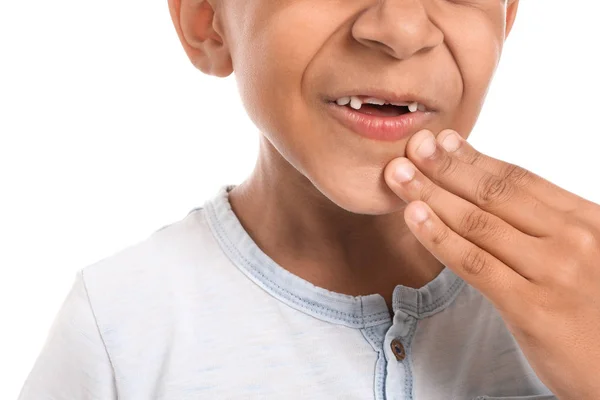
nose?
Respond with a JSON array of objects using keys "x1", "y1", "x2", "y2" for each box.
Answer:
[{"x1": 352, "y1": 0, "x2": 443, "y2": 60}]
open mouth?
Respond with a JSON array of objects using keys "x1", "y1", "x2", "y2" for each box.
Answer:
[
  {"x1": 330, "y1": 95, "x2": 427, "y2": 117},
  {"x1": 325, "y1": 94, "x2": 433, "y2": 141},
  {"x1": 347, "y1": 103, "x2": 411, "y2": 117}
]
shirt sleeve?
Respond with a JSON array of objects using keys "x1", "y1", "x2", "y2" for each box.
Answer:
[{"x1": 18, "y1": 270, "x2": 118, "y2": 400}]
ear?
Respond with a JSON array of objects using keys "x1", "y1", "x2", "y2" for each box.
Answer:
[
  {"x1": 505, "y1": 0, "x2": 520, "y2": 39},
  {"x1": 167, "y1": 0, "x2": 233, "y2": 77}
]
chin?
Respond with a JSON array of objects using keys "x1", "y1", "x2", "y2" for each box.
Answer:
[{"x1": 309, "y1": 170, "x2": 406, "y2": 216}]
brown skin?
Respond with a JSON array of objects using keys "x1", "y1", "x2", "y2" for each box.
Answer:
[
  {"x1": 167, "y1": 0, "x2": 519, "y2": 310},
  {"x1": 168, "y1": 3, "x2": 600, "y2": 397}
]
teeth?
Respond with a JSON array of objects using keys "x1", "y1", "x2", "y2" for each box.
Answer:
[
  {"x1": 364, "y1": 97, "x2": 386, "y2": 105},
  {"x1": 335, "y1": 96, "x2": 426, "y2": 112},
  {"x1": 349, "y1": 96, "x2": 363, "y2": 110},
  {"x1": 336, "y1": 96, "x2": 351, "y2": 106}
]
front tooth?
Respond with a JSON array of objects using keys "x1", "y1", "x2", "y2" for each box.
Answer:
[
  {"x1": 417, "y1": 103, "x2": 426, "y2": 112},
  {"x1": 408, "y1": 102, "x2": 419, "y2": 113},
  {"x1": 336, "y1": 97, "x2": 351, "y2": 106},
  {"x1": 350, "y1": 96, "x2": 363, "y2": 110},
  {"x1": 364, "y1": 97, "x2": 386, "y2": 105}
]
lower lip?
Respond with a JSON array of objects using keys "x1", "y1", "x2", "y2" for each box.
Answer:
[{"x1": 325, "y1": 102, "x2": 433, "y2": 142}]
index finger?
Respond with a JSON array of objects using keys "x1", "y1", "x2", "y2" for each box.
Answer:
[{"x1": 436, "y1": 129, "x2": 583, "y2": 213}]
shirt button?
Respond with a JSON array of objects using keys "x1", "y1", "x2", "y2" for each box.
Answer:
[{"x1": 390, "y1": 338, "x2": 406, "y2": 361}]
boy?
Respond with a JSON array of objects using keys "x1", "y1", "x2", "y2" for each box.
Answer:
[{"x1": 18, "y1": 0, "x2": 600, "y2": 399}]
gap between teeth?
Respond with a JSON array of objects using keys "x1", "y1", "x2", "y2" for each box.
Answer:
[{"x1": 335, "y1": 96, "x2": 425, "y2": 112}]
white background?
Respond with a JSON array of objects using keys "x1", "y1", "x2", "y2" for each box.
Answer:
[{"x1": 1, "y1": 0, "x2": 599, "y2": 397}]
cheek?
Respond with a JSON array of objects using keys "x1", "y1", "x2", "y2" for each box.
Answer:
[
  {"x1": 461, "y1": 30, "x2": 502, "y2": 101},
  {"x1": 441, "y1": 12, "x2": 504, "y2": 132},
  {"x1": 233, "y1": 2, "x2": 357, "y2": 176},
  {"x1": 233, "y1": 2, "x2": 344, "y2": 133},
  {"x1": 444, "y1": 6, "x2": 505, "y2": 100}
]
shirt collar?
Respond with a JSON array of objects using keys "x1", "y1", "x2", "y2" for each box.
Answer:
[{"x1": 203, "y1": 185, "x2": 465, "y2": 328}]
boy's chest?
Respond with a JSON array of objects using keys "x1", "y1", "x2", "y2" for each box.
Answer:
[{"x1": 107, "y1": 310, "x2": 556, "y2": 400}]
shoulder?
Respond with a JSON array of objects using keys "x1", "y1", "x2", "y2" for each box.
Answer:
[
  {"x1": 82, "y1": 207, "x2": 213, "y2": 294},
  {"x1": 79, "y1": 206, "x2": 231, "y2": 331}
]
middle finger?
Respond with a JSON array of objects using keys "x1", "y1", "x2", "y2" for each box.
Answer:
[
  {"x1": 402, "y1": 130, "x2": 564, "y2": 237},
  {"x1": 384, "y1": 157, "x2": 542, "y2": 280}
]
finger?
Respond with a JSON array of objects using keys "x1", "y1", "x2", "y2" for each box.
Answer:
[
  {"x1": 402, "y1": 200, "x2": 533, "y2": 311},
  {"x1": 385, "y1": 158, "x2": 543, "y2": 280},
  {"x1": 436, "y1": 129, "x2": 584, "y2": 214},
  {"x1": 404, "y1": 129, "x2": 564, "y2": 237}
]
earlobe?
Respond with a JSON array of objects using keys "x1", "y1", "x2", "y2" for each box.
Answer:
[
  {"x1": 504, "y1": 0, "x2": 520, "y2": 39},
  {"x1": 167, "y1": 0, "x2": 233, "y2": 77}
]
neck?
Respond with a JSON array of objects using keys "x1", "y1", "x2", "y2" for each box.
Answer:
[{"x1": 228, "y1": 137, "x2": 445, "y2": 310}]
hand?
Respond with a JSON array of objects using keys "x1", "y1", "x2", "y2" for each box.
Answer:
[{"x1": 383, "y1": 129, "x2": 600, "y2": 400}]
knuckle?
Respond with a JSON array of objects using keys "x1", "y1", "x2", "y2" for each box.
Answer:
[
  {"x1": 565, "y1": 223, "x2": 599, "y2": 254},
  {"x1": 544, "y1": 223, "x2": 598, "y2": 289},
  {"x1": 458, "y1": 210, "x2": 494, "y2": 239},
  {"x1": 430, "y1": 225, "x2": 451, "y2": 247},
  {"x1": 475, "y1": 174, "x2": 513, "y2": 207},
  {"x1": 436, "y1": 154, "x2": 458, "y2": 177},
  {"x1": 551, "y1": 264, "x2": 581, "y2": 290},
  {"x1": 532, "y1": 287, "x2": 552, "y2": 312},
  {"x1": 419, "y1": 182, "x2": 437, "y2": 204},
  {"x1": 465, "y1": 150, "x2": 484, "y2": 167},
  {"x1": 461, "y1": 247, "x2": 490, "y2": 277},
  {"x1": 501, "y1": 164, "x2": 531, "y2": 187}
]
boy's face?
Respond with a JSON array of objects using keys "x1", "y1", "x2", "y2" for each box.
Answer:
[{"x1": 171, "y1": 0, "x2": 519, "y2": 215}]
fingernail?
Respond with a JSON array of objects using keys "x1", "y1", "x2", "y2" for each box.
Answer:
[
  {"x1": 416, "y1": 133, "x2": 437, "y2": 158},
  {"x1": 441, "y1": 132, "x2": 462, "y2": 152},
  {"x1": 394, "y1": 162, "x2": 415, "y2": 183},
  {"x1": 409, "y1": 205, "x2": 429, "y2": 223}
]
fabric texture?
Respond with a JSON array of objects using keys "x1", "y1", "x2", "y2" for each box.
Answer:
[{"x1": 18, "y1": 185, "x2": 556, "y2": 400}]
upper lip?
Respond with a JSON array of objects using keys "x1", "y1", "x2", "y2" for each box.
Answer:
[{"x1": 326, "y1": 89, "x2": 437, "y2": 111}]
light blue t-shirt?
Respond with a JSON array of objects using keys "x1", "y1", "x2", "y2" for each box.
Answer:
[{"x1": 18, "y1": 185, "x2": 557, "y2": 400}]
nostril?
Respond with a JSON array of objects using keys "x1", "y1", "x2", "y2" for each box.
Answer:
[{"x1": 358, "y1": 38, "x2": 396, "y2": 56}]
